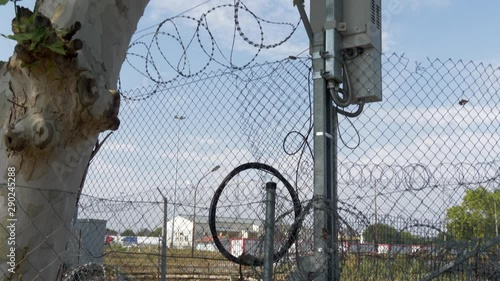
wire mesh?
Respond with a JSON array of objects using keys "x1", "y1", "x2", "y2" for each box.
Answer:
[
  {"x1": 1, "y1": 1, "x2": 499, "y2": 279},
  {"x1": 72, "y1": 53, "x2": 500, "y2": 280}
]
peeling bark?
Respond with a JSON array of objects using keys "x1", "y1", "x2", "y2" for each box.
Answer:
[{"x1": 0, "y1": 0, "x2": 149, "y2": 280}]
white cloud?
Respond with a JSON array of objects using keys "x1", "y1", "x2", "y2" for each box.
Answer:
[
  {"x1": 350, "y1": 103, "x2": 500, "y2": 167},
  {"x1": 395, "y1": 104, "x2": 499, "y2": 129},
  {"x1": 382, "y1": 30, "x2": 396, "y2": 53},
  {"x1": 142, "y1": 0, "x2": 307, "y2": 62},
  {"x1": 147, "y1": 0, "x2": 213, "y2": 21},
  {"x1": 101, "y1": 143, "x2": 138, "y2": 153}
]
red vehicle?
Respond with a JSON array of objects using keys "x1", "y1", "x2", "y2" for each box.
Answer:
[{"x1": 105, "y1": 236, "x2": 114, "y2": 245}]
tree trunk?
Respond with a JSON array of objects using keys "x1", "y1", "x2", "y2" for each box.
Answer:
[{"x1": 0, "y1": 0, "x2": 149, "y2": 279}]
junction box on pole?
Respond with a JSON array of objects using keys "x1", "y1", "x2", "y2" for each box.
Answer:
[
  {"x1": 310, "y1": 0, "x2": 382, "y2": 104},
  {"x1": 341, "y1": 0, "x2": 382, "y2": 103}
]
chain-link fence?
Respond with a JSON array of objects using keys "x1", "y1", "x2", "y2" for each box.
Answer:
[
  {"x1": 0, "y1": 1, "x2": 497, "y2": 280},
  {"x1": 69, "y1": 53, "x2": 500, "y2": 280}
]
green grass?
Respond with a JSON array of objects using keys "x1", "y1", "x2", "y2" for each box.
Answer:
[
  {"x1": 104, "y1": 246, "x2": 486, "y2": 280},
  {"x1": 104, "y1": 246, "x2": 241, "y2": 280}
]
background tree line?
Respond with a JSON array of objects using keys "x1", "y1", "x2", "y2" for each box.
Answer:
[
  {"x1": 106, "y1": 227, "x2": 163, "y2": 237},
  {"x1": 362, "y1": 187, "x2": 499, "y2": 244}
]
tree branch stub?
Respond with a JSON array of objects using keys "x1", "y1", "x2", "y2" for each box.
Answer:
[{"x1": 2, "y1": 8, "x2": 121, "y2": 176}]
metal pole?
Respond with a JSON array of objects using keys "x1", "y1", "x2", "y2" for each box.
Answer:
[
  {"x1": 171, "y1": 114, "x2": 186, "y2": 248},
  {"x1": 494, "y1": 200, "x2": 498, "y2": 237},
  {"x1": 311, "y1": 29, "x2": 329, "y2": 281},
  {"x1": 263, "y1": 182, "x2": 277, "y2": 281},
  {"x1": 191, "y1": 181, "x2": 199, "y2": 257},
  {"x1": 374, "y1": 184, "x2": 378, "y2": 249},
  {"x1": 311, "y1": 0, "x2": 342, "y2": 279},
  {"x1": 294, "y1": 0, "x2": 314, "y2": 42},
  {"x1": 328, "y1": 106, "x2": 340, "y2": 281},
  {"x1": 191, "y1": 165, "x2": 220, "y2": 256},
  {"x1": 443, "y1": 186, "x2": 447, "y2": 241},
  {"x1": 161, "y1": 197, "x2": 168, "y2": 281}
]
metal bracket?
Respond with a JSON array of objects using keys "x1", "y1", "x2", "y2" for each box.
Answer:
[
  {"x1": 320, "y1": 50, "x2": 333, "y2": 59},
  {"x1": 324, "y1": 20, "x2": 337, "y2": 30},
  {"x1": 312, "y1": 71, "x2": 324, "y2": 80},
  {"x1": 324, "y1": 20, "x2": 347, "y2": 32}
]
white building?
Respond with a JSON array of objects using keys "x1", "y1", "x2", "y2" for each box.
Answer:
[{"x1": 164, "y1": 215, "x2": 261, "y2": 249}]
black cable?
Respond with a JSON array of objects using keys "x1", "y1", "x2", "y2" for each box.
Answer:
[
  {"x1": 330, "y1": 86, "x2": 352, "y2": 108},
  {"x1": 281, "y1": 63, "x2": 314, "y2": 186},
  {"x1": 335, "y1": 100, "x2": 365, "y2": 118},
  {"x1": 335, "y1": 106, "x2": 362, "y2": 150},
  {"x1": 208, "y1": 162, "x2": 302, "y2": 266}
]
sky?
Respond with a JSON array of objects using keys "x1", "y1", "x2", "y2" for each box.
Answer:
[
  {"x1": 0, "y1": 1, "x2": 499, "y2": 233},
  {"x1": 2, "y1": 0, "x2": 500, "y2": 72}
]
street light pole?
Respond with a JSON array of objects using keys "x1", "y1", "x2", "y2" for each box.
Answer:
[
  {"x1": 171, "y1": 114, "x2": 186, "y2": 248},
  {"x1": 191, "y1": 165, "x2": 220, "y2": 256}
]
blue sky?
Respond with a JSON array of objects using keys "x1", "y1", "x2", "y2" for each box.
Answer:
[
  {"x1": 1, "y1": 0, "x2": 500, "y2": 75},
  {"x1": 382, "y1": 0, "x2": 500, "y2": 64}
]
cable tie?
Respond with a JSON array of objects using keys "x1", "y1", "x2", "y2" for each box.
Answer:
[{"x1": 316, "y1": 132, "x2": 333, "y2": 139}]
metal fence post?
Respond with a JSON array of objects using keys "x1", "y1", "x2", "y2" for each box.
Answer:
[
  {"x1": 263, "y1": 182, "x2": 277, "y2": 281},
  {"x1": 328, "y1": 108, "x2": 340, "y2": 281},
  {"x1": 161, "y1": 197, "x2": 168, "y2": 281}
]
